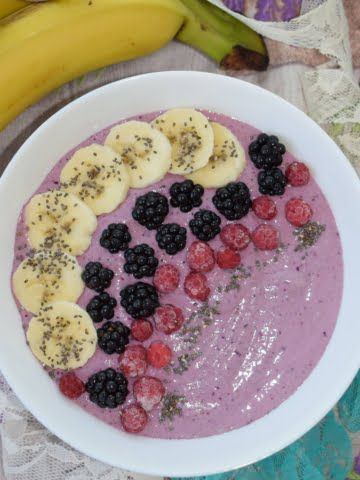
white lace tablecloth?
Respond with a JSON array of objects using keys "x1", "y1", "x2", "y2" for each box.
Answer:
[{"x1": 0, "y1": 1, "x2": 359, "y2": 478}]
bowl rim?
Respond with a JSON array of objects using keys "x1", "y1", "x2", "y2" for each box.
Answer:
[{"x1": 1, "y1": 71, "x2": 360, "y2": 477}]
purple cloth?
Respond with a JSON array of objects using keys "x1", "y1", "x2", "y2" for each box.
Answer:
[{"x1": 222, "y1": 0, "x2": 302, "y2": 20}]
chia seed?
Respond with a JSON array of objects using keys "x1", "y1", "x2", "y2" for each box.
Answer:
[{"x1": 294, "y1": 222, "x2": 326, "y2": 251}]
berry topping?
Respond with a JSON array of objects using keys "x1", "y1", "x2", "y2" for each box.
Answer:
[
  {"x1": 132, "y1": 191, "x2": 169, "y2": 230},
  {"x1": 189, "y1": 209, "x2": 221, "y2": 241},
  {"x1": 121, "y1": 404, "x2": 148, "y2": 433},
  {"x1": 133, "y1": 376, "x2": 165, "y2": 411},
  {"x1": 100, "y1": 223, "x2": 131, "y2": 253},
  {"x1": 169, "y1": 179, "x2": 204, "y2": 212},
  {"x1": 187, "y1": 241, "x2": 215, "y2": 273},
  {"x1": 248, "y1": 133, "x2": 286, "y2": 169},
  {"x1": 147, "y1": 342, "x2": 172, "y2": 369},
  {"x1": 97, "y1": 321, "x2": 130, "y2": 355},
  {"x1": 85, "y1": 368, "x2": 128, "y2": 408},
  {"x1": 118, "y1": 345, "x2": 148, "y2": 378},
  {"x1": 216, "y1": 248, "x2": 241, "y2": 269},
  {"x1": 184, "y1": 272, "x2": 210, "y2": 301},
  {"x1": 120, "y1": 282, "x2": 160, "y2": 319},
  {"x1": 156, "y1": 223, "x2": 187, "y2": 255},
  {"x1": 81, "y1": 262, "x2": 114, "y2": 293},
  {"x1": 59, "y1": 372, "x2": 85, "y2": 399},
  {"x1": 286, "y1": 162, "x2": 310, "y2": 187},
  {"x1": 153, "y1": 264, "x2": 180, "y2": 294},
  {"x1": 124, "y1": 244, "x2": 159, "y2": 279},
  {"x1": 252, "y1": 196, "x2": 277, "y2": 220},
  {"x1": 220, "y1": 223, "x2": 251, "y2": 251},
  {"x1": 285, "y1": 198, "x2": 313, "y2": 227},
  {"x1": 131, "y1": 319, "x2": 153, "y2": 342},
  {"x1": 252, "y1": 224, "x2": 280, "y2": 250},
  {"x1": 154, "y1": 304, "x2": 184, "y2": 334},
  {"x1": 258, "y1": 168, "x2": 287, "y2": 196},
  {"x1": 86, "y1": 292, "x2": 117, "y2": 323},
  {"x1": 212, "y1": 182, "x2": 252, "y2": 220}
]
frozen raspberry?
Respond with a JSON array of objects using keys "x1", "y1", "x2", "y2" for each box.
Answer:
[
  {"x1": 286, "y1": 162, "x2": 310, "y2": 187},
  {"x1": 121, "y1": 404, "x2": 148, "y2": 433},
  {"x1": 220, "y1": 224, "x2": 251, "y2": 251},
  {"x1": 153, "y1": 264, "x2": 180, "y2": 294},
  {"x1": 59, "y1": 372, "x2": 85, "y2": 399},
  {"x1": 133, "y1": 376, "x2": 165, "y2": 411},
  {"x1": 131, "y1": 319, "x2": 153, "y2": 342},
  {"x1": 184, "y1": 272, "x2": 210, "y2": 301},
  {"x1": 252, "y1": 196, "x2": 277, "y2": 220},
  {"x1": 187, "y1": 241, "x2": 215, "y2": 273},
  {"x1": 147, "y1": 342, "x2": 172, "y2": 369},
  {"x1": 154, "y1": 304, "x2": 184, "y2": 334},
  {"x1": 285, "y1": 198, "x2": 313, "y2": 227},
  {"x1": 118, "y1": 345, "x2": 148, "y2": 378},
  {"x1": 216, "y1": 248, "x2": 241, "y2": 269},
  {"x1": 252, "y1": 224, "x2": 279, "y2": 250}
]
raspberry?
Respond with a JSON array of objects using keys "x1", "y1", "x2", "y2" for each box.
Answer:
[
  {"x1": 118, "y1": 345, "x2": 148, "y2": 378},
  {"x1": 285, "y1": 198, "x2": 313, "y2": 226},
  {"x1": 131, "y1": 319, "x2": 153, "y2": 342},
  {"x1": 216, "y1": 248, "x2": 241, "y2": 269},
  {"x1": 154, "y1": 304, "x2": 184, "y2": 334},
  {"x1": 184, "y1": 272, "x2": 210, "y2": 301},
  {"x1": 121, "y1": 404, "x2": 148, "y2": 433},
  {"x1": 252, "y1": 224, "x2": 280, "y2": 250},
  {"x1": 286, "y1": 162, "x2": 310, "y2": 187},
  {"x1": 153, "y1": 264, "x2": 180, "y2": 294},
  {"x1": 252, "y1": 196, "x2": 277, "y2": 220},
  {"x1": 220, "y1": 223, "x2": 251, "y2": 251},
  {"x1": 133, "y1": 376, "x2": 165, "y2": 411},
  {"x1": 59, "y1": 372, "x2": 85, "y2": 399},
  {"x1": 147, "y1": 342, "x2": 172, "y2": 368},
  {"x1": 187, "y1": 241, "x2": 215, "y2": 273}
]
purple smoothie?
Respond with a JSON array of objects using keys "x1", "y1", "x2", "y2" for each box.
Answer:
[{"x1": 12, "y1": 111, "x2": 343, "y2": 439}]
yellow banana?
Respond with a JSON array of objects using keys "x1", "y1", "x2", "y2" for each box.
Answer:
[
  {"x1": 0, "y1": 0, "x2": 268, "y2": 133},
  {"x1": 0, "y1": 0, "x2": 187, "y2": 131},
  {"x1": 0, "y1": 0, "x2": 29, "y2": 19}
]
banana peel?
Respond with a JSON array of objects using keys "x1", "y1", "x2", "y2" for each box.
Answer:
[
  {"x1": 0, "y1": 0, "x2": 268, "y2": 132},
  {"x1": 177, "y1": 0, "x2": 268, "y2": 71}
]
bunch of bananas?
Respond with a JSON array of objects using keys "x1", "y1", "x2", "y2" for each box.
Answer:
[{"x1": 0, "y1": 0, "x2": 268, "y2": 132}]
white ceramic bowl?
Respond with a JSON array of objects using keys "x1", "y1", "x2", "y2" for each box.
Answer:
[{"x1": 0, "y1": 71, "x2": 359, "y2": 477}]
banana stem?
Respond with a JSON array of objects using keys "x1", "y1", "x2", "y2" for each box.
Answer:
[{"x1": 176, "y1": 0, "x2": 269, "y2": 71}]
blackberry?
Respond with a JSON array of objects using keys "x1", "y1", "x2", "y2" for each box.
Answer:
[
  {"x1": 124, "y1": 244, "x2": 158, "y2": 279},
  {"x1": 85, "y1": 368, "x2": 128, "y2": 408},
  {"x1": 156, "y1": 223, "x2": 187, "y2": 255},
  {"x1": 81, "y1": 262, "x2": 114, "y2": 292},
  {"x1": 189, "y1": 209, "x2": 221, "y2": 241},
  {"x1": 212, "y1": 182, "x2": 252, "y2": 220},
  {"x1": 132, "y1": 192, "x2": 169, "y2": 230},
  {"x1": 248, "y1": 133, "x2": 286, "y2": 170},
  {"x1": 86, "y1": 292, "x2": 117, "y2": 323},
  {"x1": 97, "y1": 321, "x2": 130, "y2": 354},
  {"x1": 120, "y1": 281, "x2": 159, "y2": 319},
  {"x1": 100, "y1": 223, "x2": 131, "y2": 254},
  {"x1": 169, "y1": 180, "x2": 204, "y2": 213},
  {"x1": 258, "y1": 167, "x2": 287, "y2": 196}
]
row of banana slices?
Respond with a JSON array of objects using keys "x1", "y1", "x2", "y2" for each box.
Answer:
[{"x1": 13, "y1": 108, "x2": 246, "y2": 371}]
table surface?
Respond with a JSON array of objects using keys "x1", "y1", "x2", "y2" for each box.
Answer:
[{"x1": 0, "y1": 41, "x2": 358, "y2": 477}]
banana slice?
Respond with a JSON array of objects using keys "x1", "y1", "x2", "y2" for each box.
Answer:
[
  {"x1": 60, "y1": 144, "x2": 130, "y2": 215},
  {"x1": 12, "y1": 250, "x2": 84, "y2": 315},
  {"x1": 105, "y1": 121, "x2": 171, "y2": 188},
  {"x1": 25, "y1": 190, "x2": 97, "y2": 256},
  {"x1": 27, "y1": 301, "x2": 97, "y2": 370},
  {"x1": 151, "y1": 108, "x2": 214, "y2": 175},
  {"x1": 186, "y1": 122, "x2": 246, "y2": 188}
]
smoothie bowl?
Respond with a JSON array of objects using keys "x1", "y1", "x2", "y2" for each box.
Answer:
[{"x1": 0, "y1": 71, "x2": 359, "y2": 476}]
